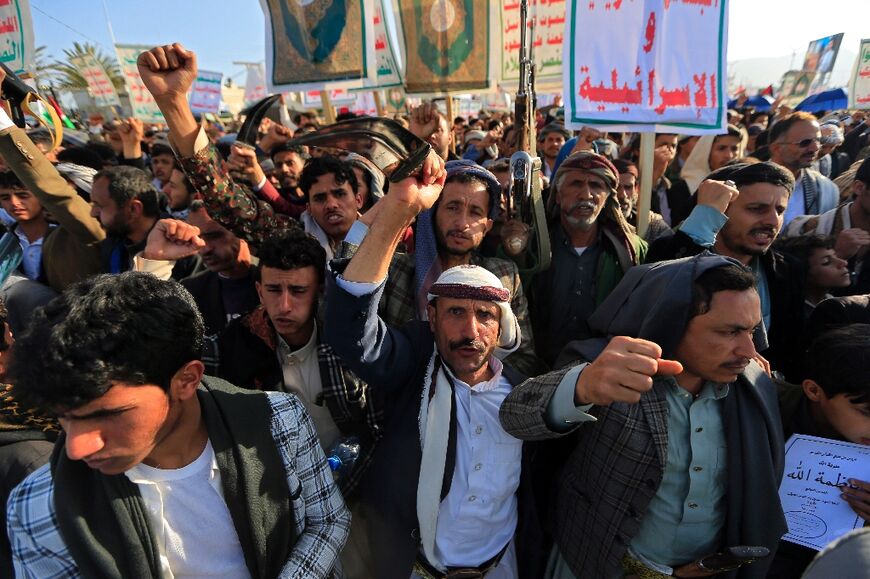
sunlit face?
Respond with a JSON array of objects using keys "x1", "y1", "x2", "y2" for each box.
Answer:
[
  {"x1": 151, "y1": 153, "x2": 175, "y2": 185},
  {"x1": 0, "y1": 188, "x2": 43, "y2": 223},
  {"x1": 256, "y1": 265, "x2": 319, "y2": 347},
  {"x1": 542, "y1": 132, "x2": 566, "y2": 159},
  {"x1": 58, "y1": 383, "x2": 178, "y2": 475},
  {"x1": 556, "y1": 169, "x2": 608, "y2": 232},
  {"x1": 673, "y1": 289, "x2": 762, "y2": 385},
  {"x1": 187, "y1": 209, "x2": 243, "y2": 274},
  {"x1": 273, "y1": 150, "x2": 305, "y2": 191},
  {"x1": 434, "y1": 181, "x2": 493, "y2": 256},
  {"x1": 772, "y1": 120, "x2": 821, "y2": 171},
  {"x1": 306, "y1": 172, "x2": 361, "y2": 242},
  {"x1": 807, "y1": 247, "x2": 850, "y2": 292},
  {"x1": 90, "y1": 176, "x2": 130, "y2": 237},
  {"x1": 617, "y1": 172, "x2": 638, "y2": 218},
  {"x1": 427, "y1": 115, "x2": 453, "y2": 160},
  {"x1": 427, "y1": 297, "x2": 501, "y2": 385},
  {"x1": 708, "y1": 135, "x2": 741, "y2": 170},
  {"x1": 162, "y1": 168, "x2": 192, "y2": 211},
  {"x1": 716, "y1": 183, "x2": 790, "y2": 259}
]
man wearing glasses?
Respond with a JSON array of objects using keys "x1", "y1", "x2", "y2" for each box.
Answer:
[{"x1": 769, "y1": 112, "x2": 840, "y2": 226}]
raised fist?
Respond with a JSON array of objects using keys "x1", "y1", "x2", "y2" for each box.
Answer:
[{"x1": 137, "y1": 43, "x2": 198, "y2": 102}]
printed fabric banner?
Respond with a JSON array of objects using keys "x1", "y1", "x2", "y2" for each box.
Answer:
[
  {"x1": 301, "y1": 88, "x2": 357, "y2": 108},
  {"x1": 243, "y1": 63, "x2": 267, "y2": 106},
  {"x1": 396, "y1": 0, "x2": 492, "y2": 95},
  {"x1": 115, "y1": 44, "x2": 166, "y2": 124},
  {"x1": 563, "y1": 0, "x2": 728, "y2": 134},
  {"x1": 190, "y1": 70, "x2": 223, "y2": 114},
  {"x1": 849, "y1": 39, "x2": 870, "y2": 110},
  {"x1": 0, "y1": 0, "x2": 33, "y2": 75},
  {"x1": 259, "y1": 0, "x2": 368, "y2": 92},
  {"x1": 499, "y1": 0, "x2": 565, "y2": 87},
  {"x1": 70, "y1": 53, "x2": 121, "y2": 108},
  {"x1": 364, "y1": 0, "x2": 402, "y2": 88}
]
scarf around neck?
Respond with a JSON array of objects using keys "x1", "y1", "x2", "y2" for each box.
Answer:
[{"x1": 50, "y1": 376, "x2": 294, "y2": 579}]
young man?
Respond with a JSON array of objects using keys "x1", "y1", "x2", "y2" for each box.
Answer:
[
  {"x1": 0, "y1": 171, "x2": 51, "y2": 280},
  {"x1": 6, "y1": 272, "x2": 349, "y2": 578},
  {"x1": 298, "y1": 156, "x2": 363, "y2": 260},
  {"x1": 500, "y1": 255, "x2": 786, "y2": 579},
  {"x1": 773, "y1": 235, "x2": 851, "y2": 317}
]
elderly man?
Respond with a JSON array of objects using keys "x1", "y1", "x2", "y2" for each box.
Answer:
[
  {"x1": 6, "y1": 272, "x2": 350, "y2": 578},
  {"x1": 510, "y1": 152, "x2": 646, "y2": 366},
  {"x1": 769, "y1": 112, "x2": 839, "y2": 225},
  {"x1": 500, "y1": 254, "x2": 786, "y2": 579},
  {"x1": 325, "y1": 152, "x2": 541, "y2": 579}
]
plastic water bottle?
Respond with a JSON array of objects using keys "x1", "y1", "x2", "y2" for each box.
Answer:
[{"x1": 326, "y1": 436, "x2": 361, "y2": 483}]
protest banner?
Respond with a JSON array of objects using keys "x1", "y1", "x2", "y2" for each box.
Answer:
[
  {"x1": 779, "y1": 434, "x2": 870, "y2": 551},
  {"x1": 259, "y1": 0, "x2": 368, "y2": 92},
  {"x1": 395, "y1": 0, "x2": 493, "y2": 94},
  {"x1": 498, "y1": 0, "x2": 565, "y2": 86},
  {"x1": 70, "y1": 53, "x2": 121, "y2": 109},
  {"x1": 189, "y1": 69, "x2": 223, "y2": 114},
  {"x1": 0, "y1": 0, "x2": 33, "y2": 75},
  {"x1": 849, "y1": 39, "x2": 870, "y2": 109},
  {"x1": 562, "y1": 0, "x2": 728, "y2": 134},
  {"x1": 243, "y1": 62, "x2": 267, "y2": 106},
  {"x1": 115, "y1": 44, "x2": 165, "y2": 124},
  {"x1": 301, "y1": 88, "x2": 357, "y2": 109},
  {"x1": 365, "y1": 0, "x2": 402, "y2": 88}
]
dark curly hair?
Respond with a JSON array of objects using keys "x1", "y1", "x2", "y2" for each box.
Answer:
[
  {"x1": 7, "y1": 272, "x2": 204, "y2": 413},
  {"x1": 298, "y1": 156, "x2": 358, "y2": 200},
  {"x1": 255, "y1": 229, "x2": 326, "y2": 284},
  {"x1": 94, "y1": 165, "x2": 161, "y2": 218}
]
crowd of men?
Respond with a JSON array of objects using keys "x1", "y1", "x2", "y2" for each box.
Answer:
[{"x1": 0, "y1": 42, "x2": 868, "y2": 579}]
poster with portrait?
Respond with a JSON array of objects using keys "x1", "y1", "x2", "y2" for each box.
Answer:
[
  {"x1": 259, "y1": 0, "x2": 369, "y2": 92},
  {"x1": 802, "y1": 33, "x2": 844, "y2": 76}
]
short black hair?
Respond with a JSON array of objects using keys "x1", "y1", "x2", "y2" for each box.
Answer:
[
  {"x1": 269, "y1": 142, "x2": 309, "y2": 163},
  {"x1": 805, "y1": 324, "x2": 870, "y2": 404},
  {"x1": 689, "y1": 263, "x2": 757, "y2": 318},
  {"x1": 769, "y1": 111, "x2": 817, "y2": 144},
  {"x1": 7, "y1": 273, "x2": 204, "y2": 412},
  {"x1": 298, "y1": 156, "x2": 358, "y2": 200},
  {"x1": 0, "y1": 170, "x2": 26, "y2": 190},
  {"x1": 27, "y1": 131, "x2": 54, "y2": 150},
  {"x1": 707, "y1": 161, "x2": 795, "y2": 194},
  {"x1": 94, "y1": 165, "x2": 161, "y2": 218},
  {"x1": 255, "y1": 229, "x2": 326, "y2": 284},
  {"x1": 85, "y1": 142, "x2": 118, "y2": 166},
  {"x1": 150, "y1": 143, "x2": 174, "y2": 158},
  {"x1": 56, "y1": 146, "x2": 104, "y2": 171},
  {"x1": 440, "y1": 171, "x2": 494, "y2": 216},
  {"x1": 773, "y1": 235, "x2": 835, "y2": 266}
]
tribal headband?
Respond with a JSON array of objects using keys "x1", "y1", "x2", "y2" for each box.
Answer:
[
  {"x1": 553, "y1": 151, "x2": 620, "y2": 193},
  {"x1": 428, "y1": 282, "x2": 511, "y2": 303}
]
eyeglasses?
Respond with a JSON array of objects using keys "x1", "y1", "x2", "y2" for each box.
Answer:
[{"x1": 782, "y1": 137, "x2": 820, "y2": 148}]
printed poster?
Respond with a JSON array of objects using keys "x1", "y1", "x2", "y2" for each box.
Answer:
[
  {"x1": 563, "y1": 0, "x2": 728, "y2": 134},
  {"x1": 365, "y1": 0, "x2": 402, "y2": 88},
  {"x1": 849, "y1": 39, "x2": 870, "y2": 110},
  {"x1": 70, "y1": 53, "x2": 121, "y2": 108},
  {"x1": 396, "y1": 0, "x2": 492, "y2": 94},
  {"x1": 0, "y1": 0, "x2": 33, "y2": 75},
  {"x1": 115, "y1": 44, "x2": 165, "y2": 124},
  {"x1": 259, "y1": 0, "x2": 368, "y2": 92},
  {"x1": 189, "y1": 69, "x2": 223, "y2": 114},
  {"x1": 498, "y1": 0, "x2": 566, "y2": 86}
]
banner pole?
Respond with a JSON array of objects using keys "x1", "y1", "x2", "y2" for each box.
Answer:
[
  {"x1": 373, "y1": 90, "x2": 385, "y2": 117},
  {"x1": 637, "y1": 132, "x2": 654, "y2": 239},
  {"x1": 445, "y1": 93, "x2": 455, "y2": 155},
  {"x1": 320, "y1": 90, "x2": 336, "y2": 124}
]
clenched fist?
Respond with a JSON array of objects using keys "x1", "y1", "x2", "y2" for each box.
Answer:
[
  {"x1": 137, "y1": 43, "x2": 198, "y2": 103},
  {"x1": 574, "y1": 336, "x2": 683, "y2": 406}
]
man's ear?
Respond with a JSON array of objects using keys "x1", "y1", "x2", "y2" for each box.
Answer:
[
  {"x1": 169, "y1": 360, "x2": 205, "y2": 402},
  {"x1": 427, "y1": 302, "x2": 437, "y2": 333},
  {"x1": 802, "y1": 379, "x2": 828, "y2": 403},
  {"x1": 255, "y1": 281, "x2": 265, "y2": 305},
  {"x1": 128, "y1": 198, "x2": 144, "y2": 219},
  {"x1": 484, "y1": 218, "x2": 494, "y2": 235}
]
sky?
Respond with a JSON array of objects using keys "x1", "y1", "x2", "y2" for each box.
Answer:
[{"x1": 29, "y1": 0, "x2": 868, "y2": 83}]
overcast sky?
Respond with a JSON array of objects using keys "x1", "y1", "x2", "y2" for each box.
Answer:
[{"x1": 30, "y1": 0, "x2": 867, "y2": 82}]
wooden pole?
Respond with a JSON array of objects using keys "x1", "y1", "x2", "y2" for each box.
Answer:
[
  {"x1": 320, "y1": 90, "x2": 336, "y2": 124},
  {"x1": 445, "y1": 93, "x2": 455, "y2": 155},
  {"x1": 373, "y1": 90, "x2": 385, "y2": 117},
  {"x1": 636, "y1": 132, "x2": 654, "y2": 239}
]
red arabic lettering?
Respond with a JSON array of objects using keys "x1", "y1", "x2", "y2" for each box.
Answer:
[
  {"x1": 0, "y1": 16, "x2": 18, "y2": 34},
  {"x1": 711, "y1": 73, "x2": 716, "y2": 108},
  {"x1": 578, "y1": 69, "x2": 643, "y2": 105},
  {"x1": 859, "y1": 69, "x2": 870, "y2": 78},
  {"x1": 546, "y1": 34, "x2": 563, "y2": 45},
  {"x1": 693, "y1": 72, "x2": 707, "y2": 107},
  {"x1": 375, "y1": 36, "x2": 386, "y2": 50},
  {"x1": 655, "y1": 84, "x2": 691, "y2": 115},
  {"x1": 648, "y1": 70, "x2": 655, "y2": 105},
  {"x1": 643, "y1": 11, "x2": 655, "y2": 53},
  {"x1": 504, "y1": 1, "x2": 520, "y2": 10}
]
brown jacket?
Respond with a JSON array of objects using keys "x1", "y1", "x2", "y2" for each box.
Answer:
[{"x1": 0, "y1": 126, "x2": 104, "y2": 291}]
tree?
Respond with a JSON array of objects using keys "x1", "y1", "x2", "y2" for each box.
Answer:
[
  {"x1": 51, "y1": 42, "x2": 124, "y2": 91},
  {"x1": 29, "y1": 45, "x2": 59, "y2": 87}
]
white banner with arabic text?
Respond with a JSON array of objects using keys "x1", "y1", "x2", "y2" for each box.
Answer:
[{"x1": 115, "y1": 44, "x2": 166, "y2": 124}]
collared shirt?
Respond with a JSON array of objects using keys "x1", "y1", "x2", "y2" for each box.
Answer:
[
  {"x1": 434, "y1": 357, "x2": 521, "y2": 574},
  {"x1": 630, "y1": 378, "x2": 729, "y2": 569},
  {"x1": 277, "y1": 326, "x2": 341, "y2": 451},
  {"x1": 13, "y1": 225, "x2": 53, "y2": 280},
  {"x1": 783, "y1": 173, "x2": 808, "y2": 226},
  {"x1": 125, "y1": 440, "x2": 250, "y2": 579}
]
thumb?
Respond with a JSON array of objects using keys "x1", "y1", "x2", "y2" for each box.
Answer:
[{"x1": 655, "y1": 359, "x2": 684, "y2": 376}]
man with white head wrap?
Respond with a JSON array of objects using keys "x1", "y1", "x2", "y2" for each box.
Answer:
[{"x1": 325, "y1": 154, "x2": 541, "y2": 579}]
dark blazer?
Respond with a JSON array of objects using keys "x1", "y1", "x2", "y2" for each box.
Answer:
[
  {"x1": 181, "y1": 270, "x2": 259, "y2": 337},
  {"x1": 324, "y1": 271, "x2": 544, "y2": 579},
  {"x1": 647, "y1": 230, "x2": 806, "y2": 380}
]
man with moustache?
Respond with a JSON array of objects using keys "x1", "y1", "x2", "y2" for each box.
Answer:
[{"x1": 647, "y1": 162, "x2": 805, "y2": 380}]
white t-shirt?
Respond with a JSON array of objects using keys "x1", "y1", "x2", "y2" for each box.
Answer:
[{"x1": 125, "y1": 440, "x2": 251, "y2": 578}]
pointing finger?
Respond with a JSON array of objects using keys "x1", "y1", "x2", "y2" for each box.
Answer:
[{"x1": 655, "y1": 359, "x2": 684, "y2": 376}]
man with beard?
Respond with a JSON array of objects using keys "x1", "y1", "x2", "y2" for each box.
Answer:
[
  {"x1": 162, "y1": 161, "x2": 196, "y2": 220},
  {"x1": 409, "y1": 102, "x2": 458, "y2": 161},
  {"x1": 521, "y1": 152, "x2": 646, "y2": 367},
  {"x1": 149, "y1": 143, "x2": 175, "y2": 190},
  {"x1": 340, "y1": 160, "x2": 542, "y2": 375},
  {"x1": 271, "y1": 142, "x2": 308, "y2": 207},
  {"x1": 647, "y1": 162, "x2": 805, "y2": 380},
  {"x1": 769, "y1": 112, "x2": 839, "y2": 225},
  {"x1": 539, "y1": 123, "x2": 570, "y2": 179}
]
